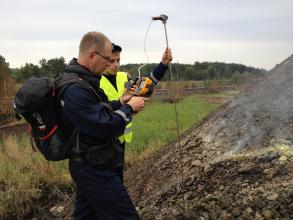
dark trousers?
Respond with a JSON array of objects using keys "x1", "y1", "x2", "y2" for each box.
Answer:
[
  {"x1": 116, "y1": 142, "x2": 125, "y2": 182},
  {"x1": 69, "y1": 160, "x2": 140, "y2": 220}
]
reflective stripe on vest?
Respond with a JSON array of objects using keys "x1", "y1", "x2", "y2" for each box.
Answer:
[{"x1": 100, "y1": 72, "x2": 133, "y2": 143}]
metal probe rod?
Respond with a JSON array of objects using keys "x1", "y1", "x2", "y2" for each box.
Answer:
[{"x1": 152, "y1": 14, "x2": 182, "y2": 184}]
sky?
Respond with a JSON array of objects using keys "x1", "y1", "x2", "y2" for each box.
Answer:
[{"x1": 0, "y1": 0, "x2": 292, "y2": 70}]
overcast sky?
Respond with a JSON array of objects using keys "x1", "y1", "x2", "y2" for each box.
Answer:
[{"x1": 0, "y1": 0, "x2": 292, "y2": 70}]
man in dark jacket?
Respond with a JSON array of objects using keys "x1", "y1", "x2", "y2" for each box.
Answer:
[{"x1": 61, "y1": 31, "x2": 147, "y2": 220}]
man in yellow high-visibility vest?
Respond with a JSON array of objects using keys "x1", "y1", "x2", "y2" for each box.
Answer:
[{"x1": 100, "y1": 43, "x2": 172, "y2": 182}]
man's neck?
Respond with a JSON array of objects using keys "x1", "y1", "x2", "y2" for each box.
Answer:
[
  {"x1": 77, "y1": 58, "x2": 91, "y2": 71},
  {"x1": 103, "y1": 71, "x2": 117, "y2": 76}
]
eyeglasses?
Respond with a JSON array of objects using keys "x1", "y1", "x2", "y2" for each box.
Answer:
[{"x1": 94, "y1": 51, "x2": 111, "y2": 62}]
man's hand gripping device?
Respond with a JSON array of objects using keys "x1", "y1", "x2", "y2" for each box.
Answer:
[{"x1": 128, "y1": 75, "x2": 158, "y2": 97}]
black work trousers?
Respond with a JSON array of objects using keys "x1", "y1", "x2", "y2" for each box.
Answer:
[
  {"x1": 69, "y1": 159, "x2": 140, "y2": 220},
  {"x1": 116, "y1": 142, "x2": 125, "y2": 182}
]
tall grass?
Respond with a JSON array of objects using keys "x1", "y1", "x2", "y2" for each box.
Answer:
[
  {"x1": 0, "y1": 134, "x2": 71, "y2": 219},
  {"x1": 0, "y1": 93, "x2": 223, "y2": 218},
  {"x1": 126, "y1": 95, "x2": 219, "y2": 162}
]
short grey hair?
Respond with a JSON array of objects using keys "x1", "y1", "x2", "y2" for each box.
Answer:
[{"x1": 79, "y1": 31, "x2": 111, "y2": 55}]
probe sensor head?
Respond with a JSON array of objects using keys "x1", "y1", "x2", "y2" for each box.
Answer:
[{"x1": 152, "y1": 14, "x2": 168, "y2": 22}]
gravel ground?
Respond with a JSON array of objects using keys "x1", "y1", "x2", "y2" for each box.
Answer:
[
  {"x1": 29, "y1": 55, "x2": 293, "y2": 220},
  {"x1": 125, "y1": 55, "x2": 293, "y2": 219}
]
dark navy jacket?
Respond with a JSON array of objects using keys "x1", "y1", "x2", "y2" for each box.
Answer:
[
  {"x1": 60, "y1": 58, "x2": 133, "y2": 168},
  {"x1": 152, "y1": 62, "x2": 169, "y2": 81}
]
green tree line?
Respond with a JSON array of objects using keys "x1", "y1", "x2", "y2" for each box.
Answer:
[
  {"x1": 2, "y1": 54, "x2": 266, "y2": 83},
  {"x1": 121, "y1": 62, "x2": 266, "y2": 81},
  {"x1": 10, "y1": 57, "x2": 66, "y2": 82}
]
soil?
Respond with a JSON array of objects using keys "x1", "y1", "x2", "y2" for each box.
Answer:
[
  {"x1": 28, "y1": 55, "x2": 293, "y2": 219},
  {"x1": 124, "y1": 55, "x2": 293, "y2": 219}
]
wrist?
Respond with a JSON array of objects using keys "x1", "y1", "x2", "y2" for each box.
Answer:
[
  {"x1": 120, "y1": 97, "x2": 125, "y2": 105},
  {"x1": 125, "y1": 104, "x2": 134, "y2": 113}
]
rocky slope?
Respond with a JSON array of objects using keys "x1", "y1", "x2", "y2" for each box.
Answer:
[{"x1": 125, "y1": 55, "x2": 293, "y2": 219}]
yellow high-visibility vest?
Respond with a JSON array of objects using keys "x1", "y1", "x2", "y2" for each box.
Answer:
[{"x1": 100, "y1": 72, "x2": 133, "y2": 143}]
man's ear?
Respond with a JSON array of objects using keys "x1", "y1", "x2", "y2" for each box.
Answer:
[{"x1": 88, "y1": 51, "x2": 95, "y2": 61}]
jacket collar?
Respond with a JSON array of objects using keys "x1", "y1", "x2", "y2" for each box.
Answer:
[{"x1": 65, "y1": 58, "x2": 101, "y2": 89}]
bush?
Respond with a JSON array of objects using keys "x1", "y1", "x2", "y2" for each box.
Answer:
[{"x1": 207, "y1": 80, "x2": 221, "y2": 93}]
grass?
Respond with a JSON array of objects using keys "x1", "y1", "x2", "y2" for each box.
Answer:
[
  {"x1": 199, "y1": 90, "x2": 239, "y2": 98},
  {"x1": 0, "y1": 92, "x2": 230, "y2": 218},
  {"x1": 125, "y1": 95, "x2": 220, "y2": 163},
  {"x1": 15, "y1": 83, "x2": 23, "y2": 92},
  {"x1": 0, "y1": 134, "x2": 71, "y2": 219}
]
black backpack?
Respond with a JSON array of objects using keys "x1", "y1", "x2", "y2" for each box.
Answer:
[{"x1": 14, "y1": 74, "x2": 87, "y2": 161}]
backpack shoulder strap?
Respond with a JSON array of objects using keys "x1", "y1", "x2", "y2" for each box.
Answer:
[{"x1": 55, "y1": 73, "x2": 113, "y2": 112}]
